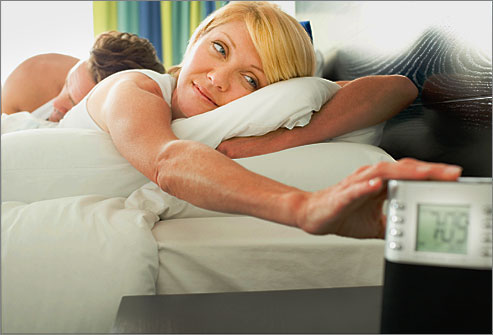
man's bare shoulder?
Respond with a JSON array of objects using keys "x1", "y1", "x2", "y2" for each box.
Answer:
[
  {"x1": 5, "y1": 53, "x2": 80, "y2": 92},
  {"x1": 13, "y1": 54, "x2": 80, "y2": 87},
  {"x1": 2, "y1": 54, "x2": 81, "y2": 114},
  {"x1": 17, "y1": 53, "x2": 79, "y2": 72}
]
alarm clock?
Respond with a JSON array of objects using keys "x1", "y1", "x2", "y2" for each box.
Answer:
[{"x1": 380, "y1": 177, "x2": 492, "y2": 334}]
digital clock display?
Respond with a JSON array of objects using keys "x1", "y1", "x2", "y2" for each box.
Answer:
[{"x1": 416, "y1": 204, "x2": 470, "y2": 254}]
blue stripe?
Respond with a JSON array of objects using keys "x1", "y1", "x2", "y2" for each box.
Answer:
[
  {"x1": 299, "y1": 21, "x2": 313, "y2": 44},
  {"x1": 138, "y1": 1, "x2": 162, "y2": 61},
  {"x1": 205, "y1": 1, "x2": 215, "y2": 16}
]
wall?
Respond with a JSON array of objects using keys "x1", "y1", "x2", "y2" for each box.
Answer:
[
  {"x1": 296, "y1": 1, "x2": 491, "y2": 62},
  {"x1": 1, "y1": 1, "x2": 94, "y2": 86}
]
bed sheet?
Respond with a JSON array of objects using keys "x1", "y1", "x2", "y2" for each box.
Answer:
[{"x1": 152, "y1": 216, "x2": 386, "y2": 294}]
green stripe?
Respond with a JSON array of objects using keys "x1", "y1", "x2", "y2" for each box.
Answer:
[
  {"x1": 161, "y1": 1, "x2": 173, "y2": 68},
  {"x1": 117, "y1": 1, "x2": 139, "y2": 35},
  {"x1": 93, "y1": 1, "x2": 118, "y2": 37},
  {"x1": 172, "y1": 1, "x2": 190, "y2": 65},
  {"x1": 190, "y1": 1, "x2": 201, "y2": 37}
]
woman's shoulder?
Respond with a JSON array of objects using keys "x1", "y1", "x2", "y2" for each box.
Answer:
[
  {"x1": 109, "y1": 70, "x2": 176, "y2": 104},
  {"x1": 105, "y1": 70, "x2": 173, "y2": 88},
  {"x1": 92, "y1": 70, "x2": 175, "y2": 105}
]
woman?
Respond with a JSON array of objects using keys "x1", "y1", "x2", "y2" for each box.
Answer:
[{"x1": 58, "y1": 2, "x2": 462, "y2": 238}]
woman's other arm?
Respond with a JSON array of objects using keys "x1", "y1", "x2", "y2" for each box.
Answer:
[
  {"x1": 1, "y1": 53, "x2": 79, "y2": 115},
  {"x1": 217, "y1": 75, "x2": 417, "y2": 158},
  {"x1": 93, "y1": 74, "x2": 459, "y2": 239}
]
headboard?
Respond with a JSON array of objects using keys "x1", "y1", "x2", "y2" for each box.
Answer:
[{"x1": 297, "y1": 1, "x2": 492, "y2": 177}]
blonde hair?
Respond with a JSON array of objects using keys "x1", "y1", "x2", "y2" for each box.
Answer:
[{"x1": 168, "y1": 1, "x2": 315, "y2": 84}]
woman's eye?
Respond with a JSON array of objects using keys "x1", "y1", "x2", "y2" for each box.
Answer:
[
  {"x1": 213, "y1": 42, "x2": 226, "y2": 56},
  {"x1": 244, "y1": 75, "x2": 258, "y2": 89}
]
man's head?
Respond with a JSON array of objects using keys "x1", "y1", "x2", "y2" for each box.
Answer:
[
  {"x1": 51, "y1": 31, "x2": 165, "y2": 121},
  {"x1": 87, "y1": 30, "x2": 165, "y2": 82}
]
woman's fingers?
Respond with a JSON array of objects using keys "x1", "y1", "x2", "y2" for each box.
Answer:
[
  {"x1": 331, "y1": 177, "x2": 384, "y2": 213},
  {"x1": 349, "y1": 158, "x2": 462, "y2": 184},
  {"x1": 301, "y1": 159, "x2": 462, "y2": 238}
]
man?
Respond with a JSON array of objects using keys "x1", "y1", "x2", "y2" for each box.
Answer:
[{"x1": 1, "y1": 31, "x2": 165, "y2": 122}]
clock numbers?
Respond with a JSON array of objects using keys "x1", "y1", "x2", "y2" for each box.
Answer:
[{"x1": 416, "y1": 204, "x2": 470, "y2": 254}]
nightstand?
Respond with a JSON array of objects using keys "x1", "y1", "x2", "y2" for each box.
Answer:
[{"x1": 112, "y1": 286, "x2": 382, "y2": 333}]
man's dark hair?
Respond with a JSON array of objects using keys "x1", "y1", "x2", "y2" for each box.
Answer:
[{"x1": 88, "y1": 31, "x2": 165, "y2": 83}]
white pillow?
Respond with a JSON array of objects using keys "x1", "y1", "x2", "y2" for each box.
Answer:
[
  {"x1": 1, "y1": 196, "x2": 159, "y2": 333},
  {"x1": 171, "y1": 75, "x2": 385, "y2": 147},
  {"x1": 171, "y1": 76, "x2": 341, "y2": 148}
]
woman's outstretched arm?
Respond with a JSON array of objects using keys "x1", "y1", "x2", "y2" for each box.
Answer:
[
  {"x1": 91, "y1": 73, "x2": 459, "y2": 239},
  {"x1": 217, "y1": 75, "x2": 418, "y2": 158}
]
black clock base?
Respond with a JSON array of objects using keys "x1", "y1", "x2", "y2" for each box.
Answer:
[{"x1": 380, "y1": 260, "x2": 492, "y2": 334}]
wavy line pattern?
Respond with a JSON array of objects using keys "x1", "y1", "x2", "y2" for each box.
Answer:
[{"x1": 322, "y1": 26, "x2": 491, "y2": 177}]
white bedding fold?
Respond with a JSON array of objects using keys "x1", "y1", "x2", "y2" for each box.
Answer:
[{"x1": 1, "y1": 195, "x2": 160, "y2": 333}]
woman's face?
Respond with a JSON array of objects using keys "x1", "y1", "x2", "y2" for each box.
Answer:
[{"x1": 171, "y1": 20, "x2": 268, "y2": 119}]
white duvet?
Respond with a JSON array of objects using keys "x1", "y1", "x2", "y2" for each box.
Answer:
[{"x1": 1, "y1": 77, "x2": 390, "y2": 333}]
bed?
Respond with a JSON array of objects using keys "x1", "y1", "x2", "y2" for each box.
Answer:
[
  {"x1": 2, "y1": 74, "x2": 392, "y2": 334},
  {"x1": 2, "y1": 2, "x2": 491, "y2": 334}
]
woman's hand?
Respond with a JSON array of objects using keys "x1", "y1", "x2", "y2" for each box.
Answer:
[{"x1": 296, "y1": 158, "x2": 463, "y2": 238}]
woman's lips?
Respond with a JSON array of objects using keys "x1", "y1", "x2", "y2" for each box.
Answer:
[{"x1": 193, "y1": 82, "x2": 218, "y2": 107}]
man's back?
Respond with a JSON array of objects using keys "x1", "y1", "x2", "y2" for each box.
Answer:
[{"x1": 1, "y1": 53, "x2": 79, "y2": 115}]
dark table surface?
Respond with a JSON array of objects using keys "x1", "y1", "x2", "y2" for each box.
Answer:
[{"x1": 112, "y1": 285, "x2": 382, "y2": 334}]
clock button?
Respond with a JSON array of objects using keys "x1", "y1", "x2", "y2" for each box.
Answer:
[
  {"x1": 388, "y1": 241, "x2": 402, "y2": 250},
  {"x1": 390, "y1": 201, "x2": 405, "y2": 210},
  {"x1": 390, "y1": 228, "x2": 403, "y2": 237},
  {"x1": 390, "y1": 215, "x2": 404, "y2": 224}
]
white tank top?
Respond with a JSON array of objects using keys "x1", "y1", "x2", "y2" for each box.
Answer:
[{"x1": 58, "y1": 69, "x2": 176, "y2": 131}]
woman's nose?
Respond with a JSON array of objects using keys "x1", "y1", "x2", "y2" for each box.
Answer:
[{"x1": 207, "y1": 68, "x2": 230, "y2": 91}]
